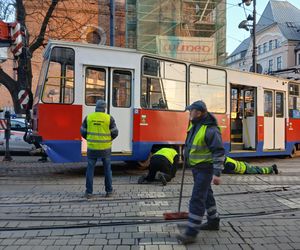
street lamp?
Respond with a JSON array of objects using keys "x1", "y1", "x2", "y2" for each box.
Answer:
[{"x1": 238, "y1": 0, "x2": 257, "y2": 73}]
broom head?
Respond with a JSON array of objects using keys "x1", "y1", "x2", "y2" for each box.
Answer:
[{"x1": 163, "y1": 211, "x2": 189, "y2": 220}]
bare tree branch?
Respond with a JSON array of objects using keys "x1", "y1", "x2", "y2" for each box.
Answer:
[{"x1": 29, "y1": 0, "x2": 59, "y2": 54}]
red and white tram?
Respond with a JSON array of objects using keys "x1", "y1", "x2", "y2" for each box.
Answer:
[{"x1": 31, "y1": 40, "x2": 299, "y2": 163}]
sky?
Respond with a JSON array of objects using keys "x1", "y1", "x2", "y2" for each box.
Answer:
[{"x1": 226, "y1": 0, "x2": 300, "y2": 55}]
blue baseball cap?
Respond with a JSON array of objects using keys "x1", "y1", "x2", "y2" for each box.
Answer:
[{"x1": 186, "y1": 100, "x2": 207, "y2": 112}]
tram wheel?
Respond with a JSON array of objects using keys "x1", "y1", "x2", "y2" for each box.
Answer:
[{"x1": 289, "y1": 145, "x2": 297, "y2": 158}]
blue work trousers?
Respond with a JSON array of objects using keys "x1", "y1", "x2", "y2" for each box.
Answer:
[
  {"x1": 85, "y1": 156, "x2": 113, "y2": 194},
  {"x1": 186, "y1": 167, "x2": 217, "y2": 236}
]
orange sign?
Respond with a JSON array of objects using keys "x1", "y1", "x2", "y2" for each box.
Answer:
[{"x1": 156, "y1": 36, "x2": 216, "y2": 65}]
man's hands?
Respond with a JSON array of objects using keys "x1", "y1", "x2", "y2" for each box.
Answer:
[{"x1": 212, "y1": 175, "x2": 221, "y2": 185}]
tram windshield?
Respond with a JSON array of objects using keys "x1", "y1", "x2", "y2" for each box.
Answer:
[{"x1": 41, "y1": 47, "x2": 75, "y2": 104}]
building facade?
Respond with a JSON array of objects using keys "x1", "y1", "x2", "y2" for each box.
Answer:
[{"x1": 226, "y1": 0, "x2": 300, "y2": 79}]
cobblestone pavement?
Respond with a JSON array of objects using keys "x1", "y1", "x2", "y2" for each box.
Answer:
[{"x1": 0, "y1": 156, "x2": 300, "y2": 249}]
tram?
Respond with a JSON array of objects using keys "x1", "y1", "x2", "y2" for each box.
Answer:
[{"x1": 31, "y1": 40, "x2": 299, "y2": 163}]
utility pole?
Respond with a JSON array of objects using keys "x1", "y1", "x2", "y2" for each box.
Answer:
[
  {"x1": 110, "y1": 0, "x2": 115, "y2": 46},
  {"x1": 252, "y1": 0, "x2": 257, "y2": 73},
  {"x1": 238, "y1": 0, "x2": 257, "y2": 73}
]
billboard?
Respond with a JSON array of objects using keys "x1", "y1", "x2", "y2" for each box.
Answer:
[{"x1": 156, "y1": 36, "x2": 216, "y2": 65}]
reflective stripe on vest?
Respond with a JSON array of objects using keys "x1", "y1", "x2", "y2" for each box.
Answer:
[
  {"x1": 189, "y1": 125, "x2": 213, "y2": 166},
  {"x1": 87, "y1": 112, "x2": 112, "y2": 150},
  {"x1": 225, "y1": 157, "x2": 247, "y2": 174},
  {"x1": 154, "y1": 148, "x2": 178, "y2": 164}
]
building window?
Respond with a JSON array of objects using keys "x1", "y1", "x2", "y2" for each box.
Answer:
[
  {"x1": 277, "y1": 56, "x2": 282, "y2": 70},
  {"x1": 263, "y1": 43, "x2": 267, "y2": 53},
  {"x1": 298, "y1": 53, "x2": 300, "y2": 65},
  {"x1": 258, "y1": 45, "x2": 262, "y2": 55},
  {"x1": 268, "y1": 59, "x2": 273, "y2": 73},
  {"x1": 275, "y1": 39, "x2": 280, "y2": 48},
  {"x1": 269, "y1": 40, "x2": 273, "y2": 51}
]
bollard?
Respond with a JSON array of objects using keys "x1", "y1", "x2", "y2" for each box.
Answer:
[{"x1": 3, "y1": 111, "x2": 12, "y2": 161}]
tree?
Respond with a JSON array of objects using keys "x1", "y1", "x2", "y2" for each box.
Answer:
[{"x1": 0, "y1": 0, "x2": 98, "y2": 114}]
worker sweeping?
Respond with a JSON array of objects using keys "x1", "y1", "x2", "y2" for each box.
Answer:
[
  {"x1": 176, "y1": 100, "x2": 225, "y2": 245},
  {"x1": 138, "y1": 147, "x2": 179, "y2": 185},
  {"x1": 223, "y1": 156, "x2": 278, "y2": 175}
]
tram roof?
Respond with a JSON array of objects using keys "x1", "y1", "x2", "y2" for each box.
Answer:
[{"x1": 45, "y1": 39, "x2": 290, "y2": 83}]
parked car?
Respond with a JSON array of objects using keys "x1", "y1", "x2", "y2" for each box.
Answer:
[{"x1": 0, "y1": 118, "x2": 35, "y2": 152}]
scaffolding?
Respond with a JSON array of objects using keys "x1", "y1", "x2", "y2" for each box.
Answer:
[{"x1": 126, "y1": 0, "x2": 226, "y2": 65}]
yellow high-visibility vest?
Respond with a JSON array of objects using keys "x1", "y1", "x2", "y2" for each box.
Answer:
[
  {"x1": 154, "y1": 148, "x2": 178, "y2": 164},
  {"x1": 86, "y1": 112, "x2": 112, "y2": 150},
  {"x1": 225, "y1": 157, "x2": 247, "y2": 174},
  {"x1": 189, "y1": 124, "x2": 213, "y2": 166}
]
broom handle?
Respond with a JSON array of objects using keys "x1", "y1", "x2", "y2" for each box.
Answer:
[{"x1": 178, "y1": 159, "x2": 186, "y2": 212}]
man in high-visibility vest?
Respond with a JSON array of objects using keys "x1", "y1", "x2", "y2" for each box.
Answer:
[
  {"x1": 223, "y1": 156, "x2": 278, "y2": 175},
  {"x1": 80, "y1": 100, "x2": 118, "y2": 199},
  {"x1": 137, "y1": 147, "x2": 179, "y2": 185},
  {"x1": 176, "y1": 100, "x2": 225, "y2": 245}
]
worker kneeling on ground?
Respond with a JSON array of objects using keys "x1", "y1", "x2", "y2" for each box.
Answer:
[
  {"x1": 223, "y1": 156, "x2": 278, "y2": 175},
  {"x1": 138, "y1": 147, "x2": 179, "y2": 185}
]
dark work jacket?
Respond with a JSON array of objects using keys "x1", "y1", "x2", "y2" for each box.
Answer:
[
  {"x1": 184, "y1": 112, "x2": 225, "y2": 176},
  {"x1": 80, "y1": 108, "x2": 118, "y2": 158}
]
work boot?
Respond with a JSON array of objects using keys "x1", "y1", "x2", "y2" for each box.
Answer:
[
  {"x1": 272, "y1": 164, "x2": 279, "y2": 174},
  {"x1": 83, "y1": 192, "x2": 94, "y2": 199},
  {"x1": 199, "y1": 218, "x2": 220, "y2": 231},
  {"x1": 138, "y1": 175, "x2": 147, "y2": 184},
  {"x1": 176, "y1": 233, "x2": 197, "y2": 245},
  {"x1": 105, "y1": 189, "x2": 115, "y2": 197},
  {"x1": 157, "y1": 172, "x2": 167, "y2": 186}
]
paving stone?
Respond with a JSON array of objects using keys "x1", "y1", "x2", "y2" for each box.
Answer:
[
  {"x1": 3, "y1": 246, "x2": 19, "y2": 250},
  {"x1": 88, "y1": 247, "x2": 103, "y2": 250},
  {"x1": 1, "y1": 157, "x2": 300, "y2": 249},
  {"x1": 117, "y1": 246, "x2": 131, "y2": 250}
]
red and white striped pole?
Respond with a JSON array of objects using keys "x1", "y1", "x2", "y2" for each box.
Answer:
[{"x1": 10, "y1": 22, "x2": 23, "y2": 57}]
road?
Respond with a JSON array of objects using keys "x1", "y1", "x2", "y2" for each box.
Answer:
[{"x1": 0, "y1": 156, "x2": 299, "y2": 249}]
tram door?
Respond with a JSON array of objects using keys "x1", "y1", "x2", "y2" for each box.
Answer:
[
  {"x1": 263, "y1": 90, "x2": 285, "y2": 150},
  {"x1": 82, "y1": 67, "x2": 132, "y2": 154},
  {"x1": 109, "y1": 69, "x2": 133, "y2": 153},
  {"x1": 230, "y1": 85, "x2": 256, "y2": 150}
]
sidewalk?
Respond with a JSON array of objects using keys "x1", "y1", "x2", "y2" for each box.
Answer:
[{"x1": 0, "y1": 156, "x2": 299, "y2": 249}]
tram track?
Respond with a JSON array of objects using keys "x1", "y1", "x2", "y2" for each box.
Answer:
[
  {"x1": 0, "y1": 185, "x2": 297, "y2": 207},
  {"x1": 0, "y1": 208, "x2": 299, "y2": 232}
]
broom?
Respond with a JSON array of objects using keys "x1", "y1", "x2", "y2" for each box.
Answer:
[{"x1": 163, "y1": 159, "x2": 189, "y2": 220}]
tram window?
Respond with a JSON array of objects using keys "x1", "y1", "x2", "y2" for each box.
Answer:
[
  {"x1": 189, "y1": 66, "x2": 226, "y2": 113},
  {"x1": 190, "y1": 83, "x2": 225, "y2": 113},
  {"x1": 85, "y1": 68, "x2": 106, "y2": 105},
  {"x1": 276, "y1": 92, "x2": 284, "y2": 118},
  {"x1": 288, "y1": 83, "x2": 300, "y2": 118},
  {"x1": 264, "y1": 91, "x2": 273, "y2": 117},
  {"x1": 190, "y1": 66, "x2": 207, "y2": 84},
  {"x1": 42, "y1": 47, "x2": 75, "y2": 104},
  {"x1": 112, "y1": 71, "x2": 131, "y2": 108},
  {"x1": 141, "y1": 76, "x2": 186, "y2": 111},
  {"x1": 165, "y1": 61, "x2": 186, "y2": 81},
  {"x1": 143, "y1": 58, "x2": 160, "y2": 77},
  {"x1": 244, "y1": 90, "x2": 255, "y2": 117},
  {"x1": 208, "y1": 69, "x2": 226, "y2": 86},
  {"x1": 141, "y1": 58, "x2": 186, "y2": 111}
]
